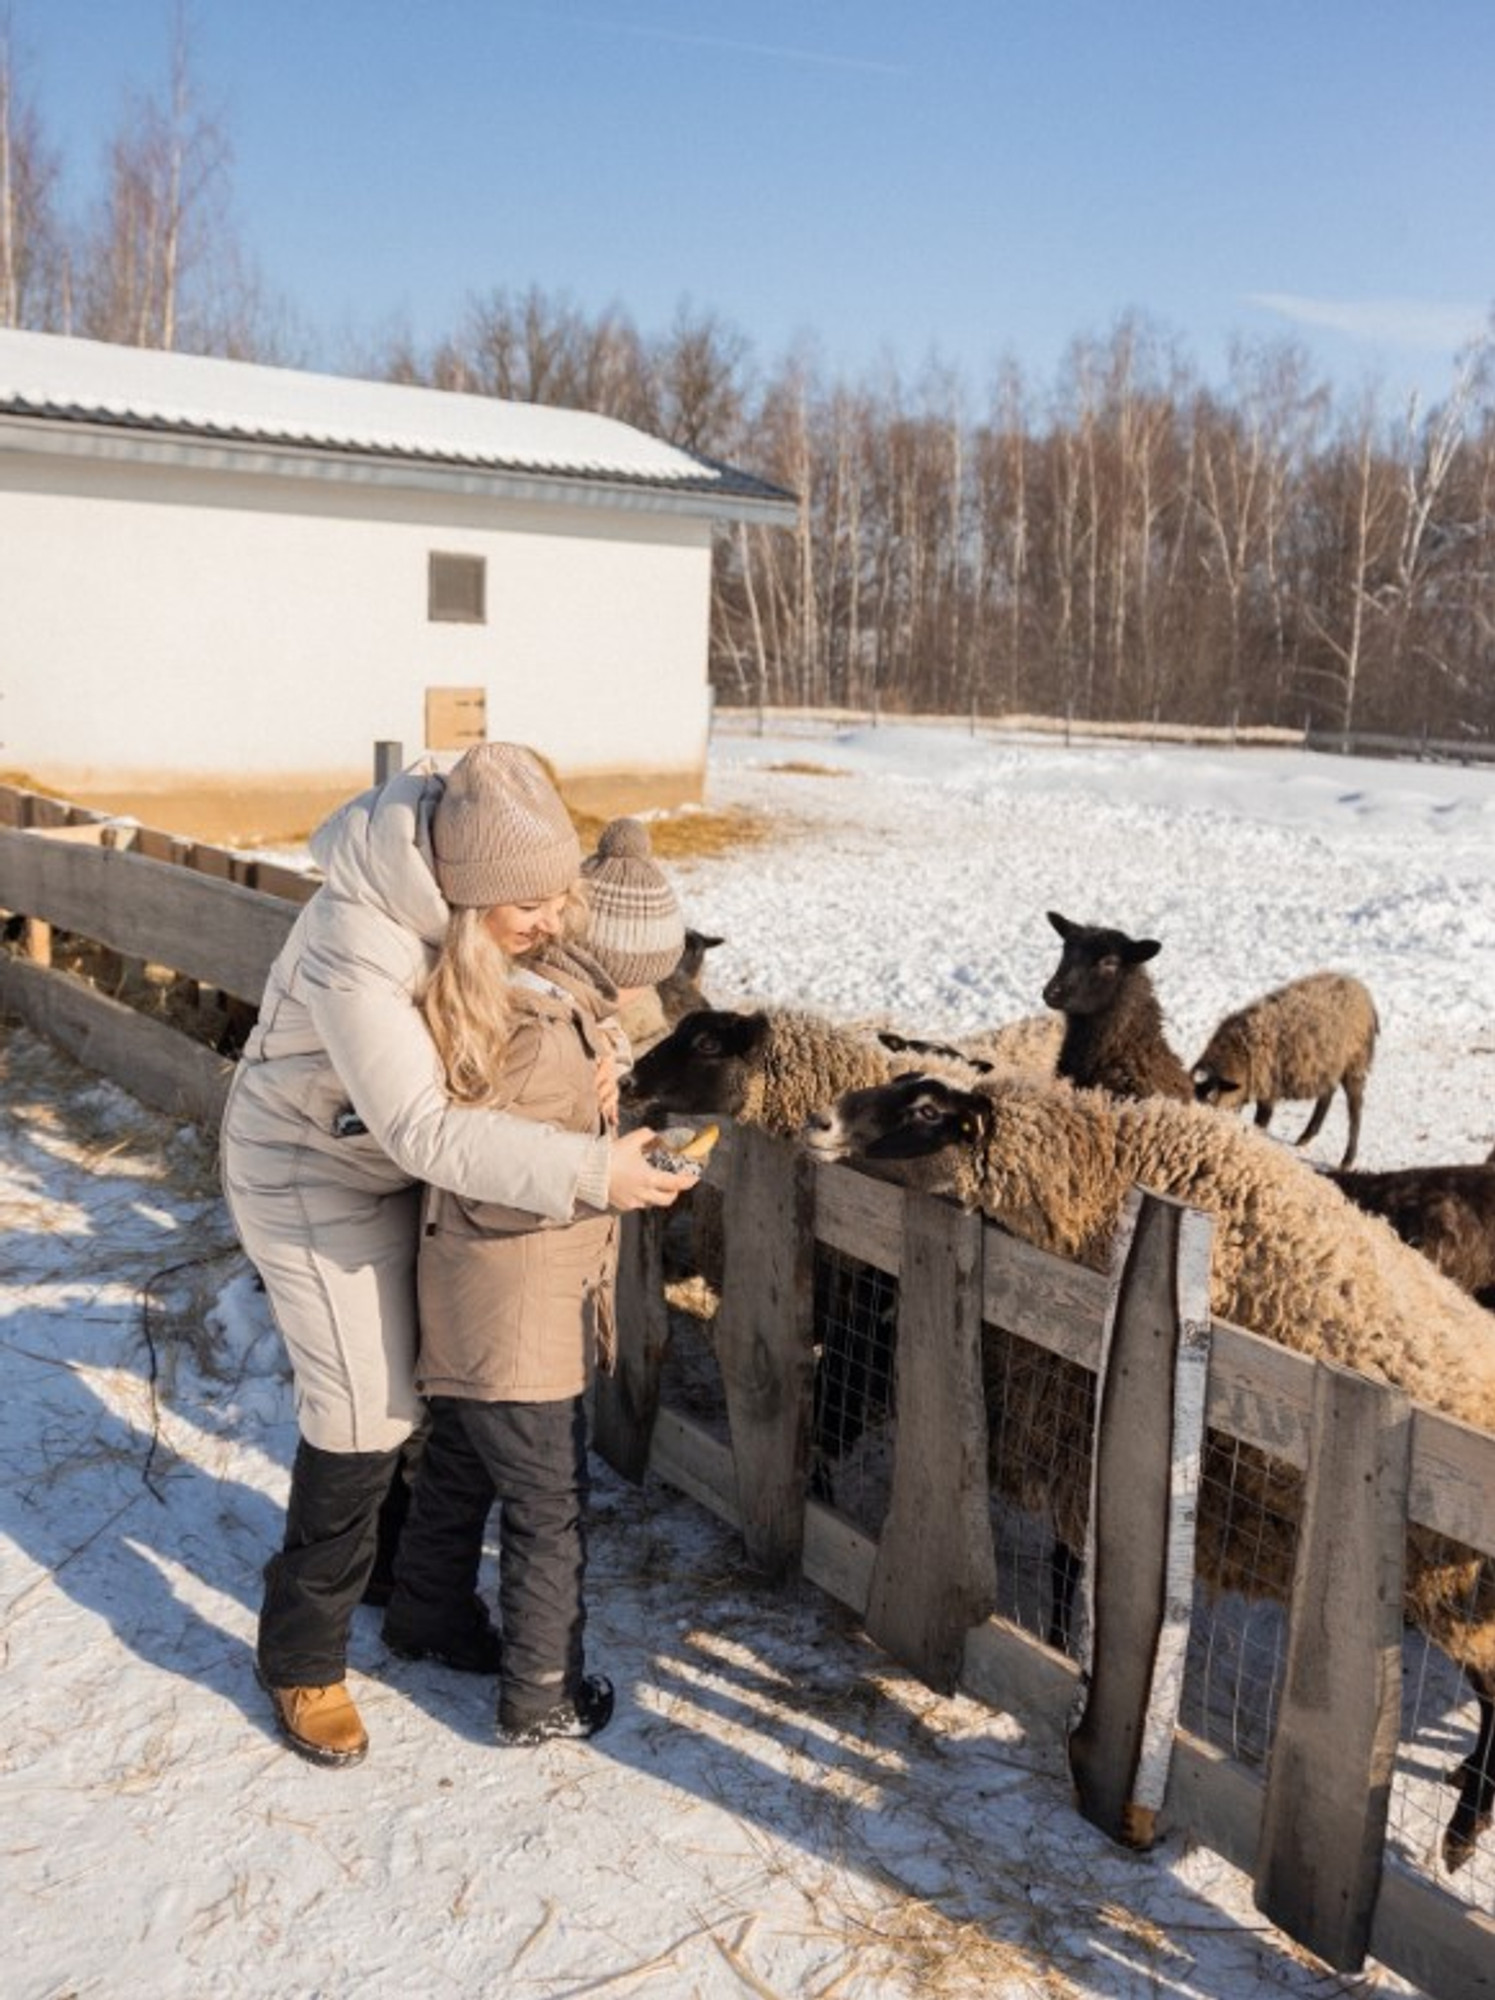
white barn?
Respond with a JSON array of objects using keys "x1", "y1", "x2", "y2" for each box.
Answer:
[{"x1": 0, "y1": 330, "x2": 795, "y2": 837}]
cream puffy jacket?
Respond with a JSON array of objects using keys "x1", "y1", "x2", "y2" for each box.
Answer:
[{"x1": 220, "y1": 767, "x2": 611, "y2": 1451}]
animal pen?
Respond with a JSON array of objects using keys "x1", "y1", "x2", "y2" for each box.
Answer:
[{"x1": 2, "y1": 781, "x2": 1492, "y2": 1999}]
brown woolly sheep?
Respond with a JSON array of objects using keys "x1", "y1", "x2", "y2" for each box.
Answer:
[
  {"x1": 625, "y1": 1004, "x2": 984, "y2": 1138},
  {"x1": 1192, "y1": 970, "x2": 1379, "y2": 1168},
  {"x1": 1327, "y1": 1160, "x2": 1495, "y2": 1310},
  {"x1": 803, "y1": 1068, "x2": 1495, "y2": 1871},
  {"x1": 657, "y1": 928, "x2": 726, "y2": 1028},
  {"x1": 624, "y1": 1006, "x2": 987, "y2": 1492},
  {"x1": 1042, "y1": 911, "x2": 1193, "y2": 1103},
  {"x1": 878, "y1": 1012, "x2": 1063, "y2": 1080}
]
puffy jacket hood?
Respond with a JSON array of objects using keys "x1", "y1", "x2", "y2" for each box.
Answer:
[{"x1": 311, "y1": 765, "x2": 450, "y2": 950}]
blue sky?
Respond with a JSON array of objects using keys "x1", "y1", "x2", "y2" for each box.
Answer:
[{"x1": 13, "y1": 0, "x2": 1495, "y2": 410}]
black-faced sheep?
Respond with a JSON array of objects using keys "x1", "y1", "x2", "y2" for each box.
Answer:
[
  {"x1": 658, "y1": 927, "x2": 726, "y2": 1028},
  {"x1": 803, "y1": 1069, "x2": 1495, "y2": 1871},
  {"x1": 1192, "y1": 971, "x2": 1378, "y2": 1168},
  {"x1": 1042, "y1": 911, "x2": 1193, "y2": 1103},
  {"x1": 624, "y1": 1006, "x2": 983, "y2": 1493},
  {"x1": 626, "y1": 1004, "x2": 984, "y2": 1138},
  {"x1": 1327, "y1": 1161, "x2": 1495, "y2": 1310}
]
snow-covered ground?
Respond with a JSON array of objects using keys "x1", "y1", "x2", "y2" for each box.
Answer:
[{"x1": 6, "y1": 719, "x2": 1494, "y2": 1999}]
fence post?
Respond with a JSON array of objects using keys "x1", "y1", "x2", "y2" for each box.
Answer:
[
  {"x1": 1254, "y1": 1360, "x2": 1410, "y2": 1971},
  {"x1": 374, "y1": 740, "x2": 403, "y2": 784},
  {"x1": 592, "y1": 1209, "x2": 670, "y2": 1484},
  {"x1": 864, "y1": 1190, "x2": 995, "y2": 1691},
  {"x1": 713, "y1": 1125, "x2": 817, "y2": 1580},
  {"x1": 1068, "y1": 1189, "x2": 1213, "y2": 1848}
]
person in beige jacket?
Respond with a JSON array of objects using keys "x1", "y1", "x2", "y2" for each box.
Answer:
[
  {"x1": 220, "y1": 745, "x2": 684, "y2": 1767},
  {"x1": 385, "y1": 817, "x2": 689, "y2": 1744}
]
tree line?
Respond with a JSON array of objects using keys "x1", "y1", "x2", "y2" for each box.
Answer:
[{"x1": 4, "y1": 21, "x2": 1493, "y2": 741}]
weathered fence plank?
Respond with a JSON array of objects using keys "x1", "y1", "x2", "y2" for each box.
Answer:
[
  {"x1": 864, "y1": 1193, "x2": 996, "y2": 1691},
  {"x1": 712, "y1": 1124, "x2": 817, "y2": 1579},
  {"x1": 593, "y1": 1209, "x2": 670, "y2": 1484},
  {"x1": 1069, "y1": 1191, "x2": 1213, "y2": 1849},
  {"x1": 0, "y1": 828, "x2": 297, "y2": 1002},
  {"x1": 815, "y1": 1158, "x2": 903, "y2": 1273},
  {"x1": 1254, "y1": 1362, "x2": 1411, "y2": 1972},
  {"x1": 0, "y1": 957, "x2": 234, "y2": 1126},
  {"x1": 983, "y1": 1228, "x2": 1109, "y2": 1368}
]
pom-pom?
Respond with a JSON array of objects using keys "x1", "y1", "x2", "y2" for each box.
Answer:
[{"x1": 597, "y1": 817, "x2": 651, "y2": 861}]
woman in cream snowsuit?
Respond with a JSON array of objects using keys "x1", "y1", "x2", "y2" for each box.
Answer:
[
  {"x1": 385, "y1": 817, "x2": 688, "y2": 1744},
  {"x1": 221, "y1": 745, "x2": 682, "y2": 1766}
]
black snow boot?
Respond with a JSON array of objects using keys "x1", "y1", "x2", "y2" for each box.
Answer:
[{"x1": 496, "y1": 1674, "x2": 615, "y2": 1747}]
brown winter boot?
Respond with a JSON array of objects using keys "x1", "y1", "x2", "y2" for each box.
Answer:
[{"x1": 262, "y1": 1679, "x2": 369, "y2": 1767}]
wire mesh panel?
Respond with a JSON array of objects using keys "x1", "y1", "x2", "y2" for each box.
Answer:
[
  {"x1": 1177, "y1": 1432, "x2": 1299, "y2": 1766},
  {"x1": 808, "y1": 1243, "x2": 900, "y2": 1531},
  {"x1": 1387, "y1": 1552, "x2": 1495, "y2": 1909},
  {"x1": 980, "y1": 1322, "x2": 1095, "y2": 1656}
]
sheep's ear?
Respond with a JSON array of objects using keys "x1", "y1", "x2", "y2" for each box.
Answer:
[
  {"x1": 1047, "y1": 910, "x2": 1076, "y2": 939},
  {"x1": 1128, "y1": 937, "x2": 1163, "y2": 964},
  {"x1": 733, "y1": 1013, "x2": 772, "y2": 1057}
]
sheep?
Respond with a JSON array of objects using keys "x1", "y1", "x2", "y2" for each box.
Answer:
[
  {"x1": 626, "y1": 1003, "x2": 984, "y2": 1139},
  {"x1": 657, "y1": 927, "x2": 726, "y2": 1028},
  {"x1": 1042, "y1": 911, "x2": 1193, "y2": 1103},
  {"x1": 624, "y1": 1006, "x2": 985, "y2": 1493},
  {"x1": 1327, "y1": 1161, "x2": 1495, "y2": 1310},
  {"x1": 803, "y1": 1069, "x2": 1495, "y2": 1871},
  {"x1": 878, "y1": 1012, "x2": 1063, "y2": 1079},
  {"x1": 1191, "y1": 970, "x2": 1378, "y2": 1168}
]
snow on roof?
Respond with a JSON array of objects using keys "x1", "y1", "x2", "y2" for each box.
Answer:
[{"x1": 0, "y1": 329, "x2": 795, "y2": 514}]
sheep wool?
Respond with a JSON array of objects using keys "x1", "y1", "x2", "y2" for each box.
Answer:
[
  {"x1": 738, "y1": 1011, "x2": 908, "y2": 1136},
  {"x1": 1193, "y1": 970, "x2": 1378, "y2": 1165},
  {"x1": 882, "y1": 1073, "x2": 1495, "y2": 1682}
]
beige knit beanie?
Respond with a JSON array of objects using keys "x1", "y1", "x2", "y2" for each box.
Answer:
[
  {"x1": 581, "y1": 818, "x2": 685, "y2": 988},
  {"x1": 431, "y1": 742, "x2": 582, "y2": 907}
]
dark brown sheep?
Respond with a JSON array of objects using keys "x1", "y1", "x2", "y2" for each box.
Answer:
[
  {"x1": 1328, "y1": 1160, "x2": 1495, "y2": 1309},
  {"x1": 1042, "y1": 911, "x2": 1193, "y2": 1103}
]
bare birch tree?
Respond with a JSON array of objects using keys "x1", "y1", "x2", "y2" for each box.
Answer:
[{"x1": 0, "y1": 23, "x2": 62, "y2": 328}]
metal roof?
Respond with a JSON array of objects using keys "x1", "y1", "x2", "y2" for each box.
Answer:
[{"x1": 0, "y1": 329, "x2": 797, "y2": 523}]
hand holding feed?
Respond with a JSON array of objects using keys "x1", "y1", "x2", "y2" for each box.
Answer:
[{"x1": 606, "y1": 1126, "x2": 689, "y2": 1210}]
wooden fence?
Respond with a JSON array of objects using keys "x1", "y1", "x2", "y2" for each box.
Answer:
[{"x1": 2, "y1": 781, "x2": 1492, "y2": 1997}]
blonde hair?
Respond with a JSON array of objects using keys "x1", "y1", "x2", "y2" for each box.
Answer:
[{"x1": 421, "y1": 885, "x2": 590, "y2": 1106}]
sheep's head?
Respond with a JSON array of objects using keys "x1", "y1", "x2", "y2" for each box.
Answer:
[
  {"x1": 1042, "y1": 910, "x2": 1162, "y2": 1016},
  {"x1": 676, "y1": 928, "x2": 725, "y2": 981},
  {"x1": 622, "y1": 1007, "x2": 768, "y2": 1124},
  {"x1": 802, "y1": 1072, "x2": 990, "y2": 1165},
  {"x1": 1191, "y1": 1061, "x2": 1245, "y2": 1111}
]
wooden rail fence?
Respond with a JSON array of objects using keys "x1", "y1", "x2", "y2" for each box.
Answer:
[{"x1": 2, "y1": 780, "x2": 1492, "y2": 1997}]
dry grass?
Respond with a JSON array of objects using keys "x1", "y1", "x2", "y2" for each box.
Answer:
[
  {"x1": 762, "y1": 760, "x2": 852, "y2": 779},
  {"x1": 568, "y1": 801, "x2": 769, "y2": 862}
]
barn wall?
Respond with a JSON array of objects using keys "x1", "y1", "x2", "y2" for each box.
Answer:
[{"x1": 0, "y1": 444, "x2": 714, "y2": 800}]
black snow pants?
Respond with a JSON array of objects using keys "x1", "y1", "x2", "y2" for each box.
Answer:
[
  {"x1": 387, "y1": 1394, "x2": 591, "y2": 1727},
  {"x1": 259, "y1": 1432, "x2": 460, "y2": 1686}
]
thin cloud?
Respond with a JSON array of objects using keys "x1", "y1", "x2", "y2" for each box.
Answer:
[
  {"x1": 581, "y1": 16, "x2": 906, "y2": 75},
  {"x1": 1248, "y1": 293, "x2": 1487, "y2": 352}
]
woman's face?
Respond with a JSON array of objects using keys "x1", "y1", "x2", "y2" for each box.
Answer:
[{"x1": 484, "y1": 894, "x2": 570, "y2": 957}]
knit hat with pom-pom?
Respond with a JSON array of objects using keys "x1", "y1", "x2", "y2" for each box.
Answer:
[
  {"x1": 581, "y1": 818, "x2": 685, "y2": 988},
  {"x1": 431, "y1": 742, "x2": 582, "y2": 907}
]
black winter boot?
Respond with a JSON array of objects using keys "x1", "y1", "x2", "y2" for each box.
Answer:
[{"x1": 496, "y1": 1674, "x2": 615, "y2": 1747}]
